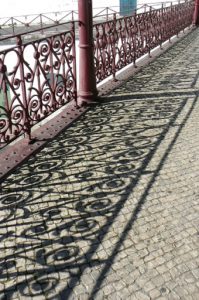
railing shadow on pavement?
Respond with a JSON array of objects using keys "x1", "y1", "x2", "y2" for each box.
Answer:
[{"x1": 0, "y1": 85, "x2": 198, "y2": 298}]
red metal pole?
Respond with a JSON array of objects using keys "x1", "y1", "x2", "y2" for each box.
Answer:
[
  {"x1": 78, "y1": 0, "x2": 98, "y2": 106},
  {"x1": 193, "y1": 0, "x2": 199, "y2": 25}
]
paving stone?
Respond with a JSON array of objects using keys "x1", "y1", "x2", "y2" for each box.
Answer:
[
  {"x1": 102, "y1": 284, "x2": 116, "y2": 296},
  {"x1": 149, "y1": 288, "x2": 161, "y2": 298},
  {"x1": 192, "y1": 268, "x2": 199, "y2": 280},
  {"x1": 134, "y1": 290, "x2": 150, "y2": 300}
]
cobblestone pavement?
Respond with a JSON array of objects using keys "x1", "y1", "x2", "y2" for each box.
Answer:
[{"x1": 0, "y1": 28, "x2": 199, "y2": 300}]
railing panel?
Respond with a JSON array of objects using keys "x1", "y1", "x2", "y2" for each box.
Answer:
[
  {"x1": 0, "y1": 22, "x2": 77, "y2": 146},
  {"x1": 93, "y1": 1, "x2": 195, "y2": 84}
]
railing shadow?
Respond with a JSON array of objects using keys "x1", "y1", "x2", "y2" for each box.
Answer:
[{"x1": 0, "y1": 85, "x2": 198, "y2": 298}]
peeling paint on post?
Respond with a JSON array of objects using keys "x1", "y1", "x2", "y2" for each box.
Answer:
[{"x1": 78, "y1": 0, "x2": 98, "y2": 106}]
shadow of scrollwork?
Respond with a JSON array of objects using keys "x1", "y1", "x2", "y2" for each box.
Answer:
[
  {"x1": 0, "y1": 92, "x2": 195, "y2": 299},
  {"x1": 0, "y1": 28, "x2": 199, "y2": 300}
]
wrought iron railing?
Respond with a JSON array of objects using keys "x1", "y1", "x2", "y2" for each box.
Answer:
[
  {"x1": 93, "y1": 0, "x2": 195, "y2": 84},
  {"x1": 0, "y1": 1, "x2": 196, "y2": 147},
  {"x1": 0, "y1": 22, "x2": 77, "y2": 146}
]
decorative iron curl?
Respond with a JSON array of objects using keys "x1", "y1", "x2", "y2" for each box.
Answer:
[
  {"x1": 0, "y1": 23, "x2": 77, "y2": 146},
  {"x1": 93, "y1": 1, "x2": 195, "y2": 84}
]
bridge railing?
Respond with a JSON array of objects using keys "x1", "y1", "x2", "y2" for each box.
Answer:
[
  {"x1": 0, "y1": 0, "x2": 197, "y2": 147},
  {"x1": 0, "y1": 21, "x2": 77, "y2": 146},
  {"x1": 93, "y1": 0, "x2": 195, "y2": 84}
]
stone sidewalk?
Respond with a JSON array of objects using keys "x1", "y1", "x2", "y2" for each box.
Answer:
[{"x1": 0, "y1": 28, "x2": 199, "y2": 300}]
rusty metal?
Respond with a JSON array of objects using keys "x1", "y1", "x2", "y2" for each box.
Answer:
[
  {"x1": 0, "y1": 21, "x2": 77, "y2": 147},
  {"x1": 93, "y1": 0, "x2": 195, "y2": 84}
]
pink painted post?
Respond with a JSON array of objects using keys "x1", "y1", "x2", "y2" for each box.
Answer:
[
  {"x1": 78, "y1": 0, "x2": 98, "y2": 106},
  {"x1": 193, "y1": 0, "x2": 199, "y2": 25}
]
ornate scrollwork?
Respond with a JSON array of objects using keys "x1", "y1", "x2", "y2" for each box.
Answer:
[
  {"x1": 93, "y1": 1, "x2": 194, "y2": 84},
  {"x1": 0, "y1": 23, "x2": 77, "y2": 146}
]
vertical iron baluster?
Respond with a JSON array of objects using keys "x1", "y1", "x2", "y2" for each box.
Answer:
[
  {"x1": 134, "y1": 11, "x2": 138, "y2": 67},
  {"x1": 112, "y1": 13, "x2": 117, "y2": 82},
  {"x1": 160, "y1": 3, "x2": 164, "y2": 49},
  {"x1": 16, "y1": 36, "x2": 31, "y2": 140},
  {"x1": 49, "y1": 36, "x2": 56, "y2": 109},
  {"x1": 71, "y1": 21, "x2": 77, "y2": 105},
  {"x1": 0, "y1": 59, "x2": 11, "y2": 141}
]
